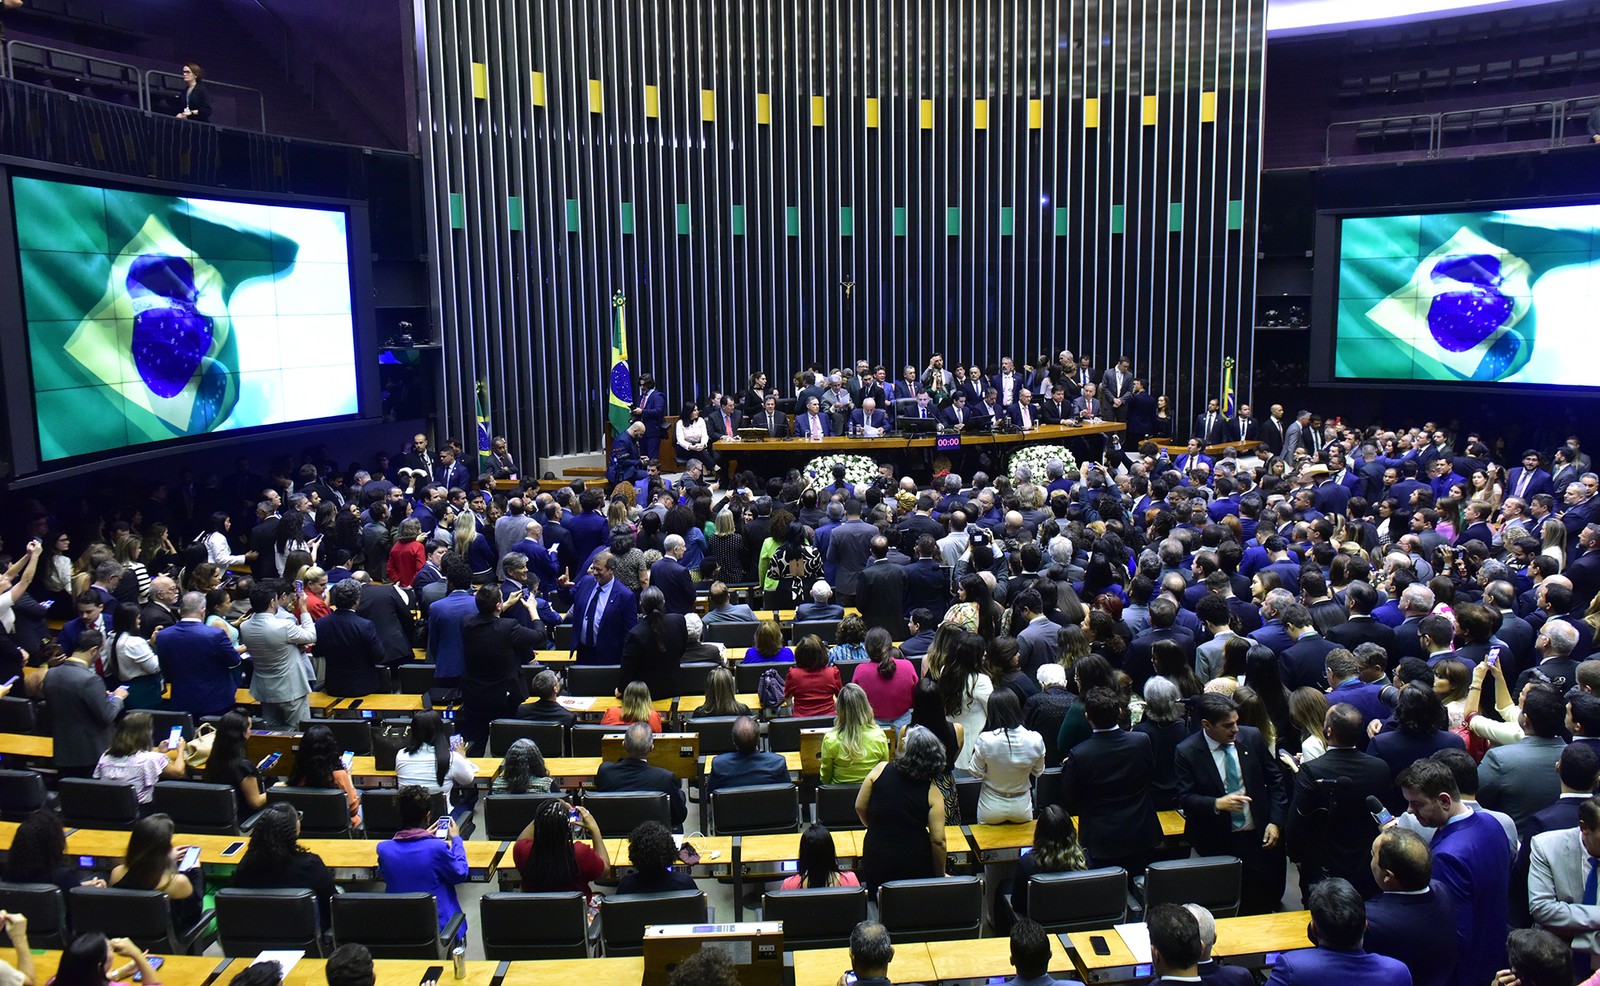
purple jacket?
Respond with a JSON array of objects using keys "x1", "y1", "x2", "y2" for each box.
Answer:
[{"x1": 376, "y1": 829, "x2": 470, "y2": 930}]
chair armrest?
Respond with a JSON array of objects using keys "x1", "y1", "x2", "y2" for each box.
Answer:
[
  {"x1": 239, "y1": 809, "x2": 264, "y2": 832},
  {"x1": 439, "y1": 911, "x2": 466, "y2": 952},
  {"x1": 178, "y1": 908, "x2": 217, "y2": 954}
]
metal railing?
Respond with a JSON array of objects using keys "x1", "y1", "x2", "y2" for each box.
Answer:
[
  {"x1": 144, "y1": 69, "x2": 266, "y2": 132},
  {"x1": 1325, "y1": 95, "x2": 1600, "y2": 164}
]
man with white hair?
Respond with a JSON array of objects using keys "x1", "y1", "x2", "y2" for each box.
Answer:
[
  {"x1": 1182, "y1": 904, "x2": 1255, "y2": 986},
  {"x1": 793, "y1": 580, "x2": 844, "y2": 622},
  {"x1": 648, "y1": 534, "x2": 695, "y2": 615},
  {"x1": 849, "y1": 397, "x2": 888, "y2": 437},
  {"x1": 1394, "y1": 583, "x2": 1437, "y2": 664}
]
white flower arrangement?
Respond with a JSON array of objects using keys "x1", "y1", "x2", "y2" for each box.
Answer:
[
  {"x1": 1008, "y1": 444, "x2": 1078, "y2": 483},
  {"x1": 802, "y1": 453, "x2": 879, "y2": 492}
]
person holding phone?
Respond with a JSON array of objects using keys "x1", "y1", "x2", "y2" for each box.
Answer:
[
  {"x1": 230, "y1": 803, "x2": 337, "y2": 931},
  {"x1": 511, "y1": 799, "x2": 609, "y2": 899},
  {"x1": 93, "y1": 711, "x2": 187, "y2": 804},
  {"x1": 202, "y1": 711, "x2": 270, "y2": 815},
  {"x1": 109, "y1": 815, "x2": 202, "y2": 931},
  {"x1": 0, "y1": 910, "x2": 35, "y2": 986},
  {"x1": 376, "y1": 786, "x2": 469, "y2": 934},
  {"x1": 52, "y1": 932, "x2": 160, "y2": 986}
]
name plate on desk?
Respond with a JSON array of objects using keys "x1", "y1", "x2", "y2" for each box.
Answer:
[{"x1": 935, "y1": 434, "x2": 962, "y2": 450}]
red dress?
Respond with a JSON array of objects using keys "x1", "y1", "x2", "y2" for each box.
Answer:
[{"x1": 783, "y1": 665, "x2": 843, "y2": 718}]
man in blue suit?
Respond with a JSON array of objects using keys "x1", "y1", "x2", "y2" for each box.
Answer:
[
  {"x1": 1174, "y1": 438, "x2": 1215, "y2": 476},
  {"x1": 564, "y1": 551, "x2": 638, "y2": 665},
  {"x1": 705, "y1": 716, "x2": 791, "y2": 795},
  {"x1": 1264, "y1": 878, "x2": 1412, "y2": 986},
  {"x1": 1008, "y1": 389, "x2": 1040, "y2": 430},
  {"x1": 1364, "y1": 828, "x2": 1456, "y2": 986},
  {"x1": 847, "y1": 397, "x2": 889, "y2": 436},
  {"x1": 432, "y1": 448, "x2": 469, "y2": 491},
  {"x1": 633, "y1": 373, "x2": 666, "y2": 459},
  {"x1": 425, "y1": 556, "x2": 478, "y2": 690},
  {"x1": 795, "y1": 395, "x2": 833, "y2": 439},
  {"x1": 156, "y1": 590, "x2": 243, "y2": 719},
  {"x1": 1507, "y1": 449, "x2": 1556, "y2": 503},
  {"x1": 607, "y1": 421, "x2": 648, "y2": 485}
]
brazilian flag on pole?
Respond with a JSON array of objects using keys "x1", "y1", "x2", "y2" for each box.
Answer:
[
  {"x1": 475, "y1": 381, "x2": 492, "y2": 476},
  {"x1": 1221, "y1": 358, "x2": 1237, "y2": 418},
  {"x1": 608, "y1": 291, "x2": 632, "y2": 438}
]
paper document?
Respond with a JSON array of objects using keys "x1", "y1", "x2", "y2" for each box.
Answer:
[
  {"x1": 1114, "y1": 922, "x2": 1152, "y2": 963},
  {"x1": 252, "y1": 951, "x2": 305, "y2": 976},
  {"x1": 556, "y1": 695, "x2": 595, "y2": 711}
]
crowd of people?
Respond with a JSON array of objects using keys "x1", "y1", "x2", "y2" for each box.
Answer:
[{"x1": 9, "y1": 348, "x2": 1600, "y2": 983}]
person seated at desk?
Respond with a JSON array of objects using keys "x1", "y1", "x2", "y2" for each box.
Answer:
[
  {"x1": 795, "y1": 580, "x2": 845, "y2": 622},
  {"x1": 600, "y1": 679, "x2": 664, "y2": 732},
  {"x1": 616, "y1": 820, "x2": 696, "y2": 895},
  {"x1": 286, "y1": 723, "x2": 362, "y2": 828},
  {"x1": 230, "y1": 803, "x2": 338, "y2": 930},
  {"x1": 514, "y1": 669, "x2": 577, "y2": 728},
  {"x1": 109, "y1": 814, "x2": 203, "y2": 931},
  {"x1": 325, "y1": 944, "x2": 374, "y2": 986},
  {"x1": 492, "y1": 738, "x2": 556, "y2": 794},
  {"x1": 1002, "y1": 916, "x2": 1077, "y2": 986},
  {"x1": 2, "y1": 811, "x2": 105, "y2": 893},
  {"x1": 782, "y1": 823, "x2": 860, "y2": 890},
  {"x1": 848, "y1": 398, "x2": 889, "y2": 437},
  {"x1": 202, "y1": 711, "x2": 269, "y2": 817},
  {"x1": 795, "y1": 395, "x2": 834, "y2": 440},
  {"x1": 744, "y1": 619, "x2": 795, "y2": 664},
  {"x1": 376, "y1": 786, "x2": 469, "y2": 935},
  {"x1": 512, "y1": 799, "x2": 609, "y2": 899},
  {"x1": 394, "y1": 711, "x2": 478, "y2": 825},
  {"x1": 594, "y1": 722, "x2": 688, "y2": 829},
  {"x1": 53, "y1": 932, "x2": 161, "y2": 986},
  {"x1": 820, "y1": 684, "x2": 891, "y2": 784},
  {"x1": 93, "y1": 711, "x2": 187, "y2": 804},
  {"x1": 1008, "y1": 805, "x2": 1087, "y2": 920},
  {"x1": 787, "y1": 634, "x2": 844, "y2": 717},
  {"x1": 693, "y1": 666, "x2": 750, "y2": 719},
  {"x1": 941, "y1": 391, "x2": 975, "y2": 431},
  {"x1": 701, "y1": 581, "x2": 757, "y2": 624},
  {"x1": 1147, "y1": 904, "x2": 1207, "y2": 985},
  {"x1": 841, "y1": 920, "x2": 903, "y2": 986},
  {"x1": 1009, "y1": 390, "x2": 1040, "y2": 431},
  {"x1": 1183, "y1": 903, "x2": 1256, "y2": 986},
  {"x1": 706, "y1": 715, "x2": 790, "y2": 794},
  {"x1": 1264, "y1": 878, "x2": 1412, "y2": 986},
  {"x1": 683, "y1": 613, "x2": 726, "y2": 665}
]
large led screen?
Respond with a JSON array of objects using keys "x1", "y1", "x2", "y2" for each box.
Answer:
[
  {"x1": 12, "y1": 175, "x2": 359, "y2": 461},
  {"x1": 1333, "y1": 203, "x2": 1600, "y2": 386}
]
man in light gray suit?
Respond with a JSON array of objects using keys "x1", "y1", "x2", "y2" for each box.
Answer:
[
  {"x1": 824, "y1": 499, "x2": 878, "y2": 605},
  {"x1": 1013, "y1": 589, "x2": 1059, "y2": 677},
  {"x1": 1478, "y1": 683, "x2": 1570, "y2": 841},
  {"x1": 1528, "y1": 795, "x2": 1600, "y2": 967},
  {"x1": 1281, "y1": 409, "x2": 1312, "y2": 460},
  {"x1": 239, "y1": 580, "x2": 318, "y2": 730},
  {"x1": 700, "y1": 581, "x2": 757, "y2": 625}
]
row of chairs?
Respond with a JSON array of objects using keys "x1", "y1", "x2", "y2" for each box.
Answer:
[{"x1": 1336, "y1": 50, "x2": 1600, "y2": 107}]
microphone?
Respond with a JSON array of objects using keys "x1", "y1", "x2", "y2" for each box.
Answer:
[{"x1": 1367, "y1": 795, "x2": 1395, "y2": 827}]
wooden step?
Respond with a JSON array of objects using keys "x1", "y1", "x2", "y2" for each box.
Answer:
[{"x1": 563, "y1": 466, "x2": 606, "y2": 478}]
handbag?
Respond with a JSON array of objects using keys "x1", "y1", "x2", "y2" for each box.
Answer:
[{"x1": 183, "y1": 722, "x2": 216, "y2": 770}]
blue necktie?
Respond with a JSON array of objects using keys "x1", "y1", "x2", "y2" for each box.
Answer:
[
  {"x1": 581, "y1": 587, "x2": 601, "y2": 646},
  {"x1": 1585, "y1": 856, "x2": 1599, "y2": 906},
  {"x1": 1222, "y1": 744, "x2": 1246, "y2": 831}
]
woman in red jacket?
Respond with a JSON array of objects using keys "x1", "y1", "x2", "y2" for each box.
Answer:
[{"x1": 784, "y1": 634, "x2": 843, "y2": 718}]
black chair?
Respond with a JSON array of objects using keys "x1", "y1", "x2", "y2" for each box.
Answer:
[
  {"x1": 151, "y1": 782, "x2": 244, "y2": 836},
  {"x1": 703, "y1": 621, "x2": 759, "y2": 649},
  {"x1": 709, "y1": 783, "x2": 800, "y2": 836},
  {"x1": 552, "y1": 624, "x2": 573, "y2": 650},
  {"x1": 143, "y1": 710, "x2": 194, "y2": 744},
  {"x1": 68, "y1": 886, "x2": 216, "y2": 954},
  {"x1": 372, "y1": 717, "x2": 413, "y2": 771},
  {"x1": 767, "y1": 715, "x2": 833, "y2": 752},
  {"x1": 0, "y1": 697, "x2": 37, "y2": 734},
  {"x1": 877, "y1": 876, "x2": 984, "y2": 942},
  {"x1": 483, "y1": 792, "x2": 567, "y2": 841},
  {"x1": 478, "y1": 892, "x2": 589, "y2": 959},
  {"x1": 793, "y1": 620, "x2": 841, "y2": 645},
  {"x1": 682, "y1": 716, "x2": 740, "y2": 756},
  {"x1": 1026, "y1": 867, "x2": 1130, "y2": 933},
  {"x1": 813, "y1": 784, "x2": 864, "y2": 829},
  {"x1": 583, "y1": 791, "x2": 670, "y2": 837},
  {"x1": 215, "y1": 888, "x2": 324, "y2": 957},
  {"x1": 331, "y1": 893, "x2": 464, "y2": 959},
  {"x1": 0, "y1": 769, "x2": 48, "y2": 821},
  {"x1": 735, "y1": 661, "x2": 791, "y2": 693},
  {"x1": 569, "y1": 724, "x2": 627, "y2": 757},
  {"x1": 266, "y1": 787, "x2": 355, "y2": 838},
  {"x1": 678, "y1": 662, "x2": 718, "y2": 697},
  {"x1": 1142, "y1": 856, "x2": 1243, "y2": 917},
  {"x1": 566, "y1": 665, "x2": 621, "y2": 697},
  {"x1": 0, "y1": 882, "x2": 66, "y2": 948},
  {"x1": 489, "y1": 718, "x2": 566, "y2": 758},
  {"x1": 597, "y1": 890, "x2": 707, "y2": 956},
  {"x1": 58, "y1": 777, "x2": 141, "y2": 829},
  {"x1": 832, "y1": 659, "x2": 868, "y2": 684},
  {"x1": 301, "y1": 718, "x2": 372, "y2": 755},
  {"x1": 761, "y1": 886, "x2": 867, "y2": 949},
  {"x1": 398, "y1": 664, "x2": 435, "y2": 694},
  {"x1": 954, "y1": 776, "x2": 983, "y2": 824},
  {"x1": 1032, "y1": 767, "x2": 1062, "y2": 810},
  {"x1": 363, "y1": 789, "x2": 446, "y2": 840}
]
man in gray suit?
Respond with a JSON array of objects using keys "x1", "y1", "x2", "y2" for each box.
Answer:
[
  {"x1": 1528, "y1": 795, "x2": 1600, "y2": 969},
  {"x1": 1478, "y1": 683, "x2": 1570, "y2": 840},
  {"x1": 43, "y1": 628, "x2": 126, "y2": 777},
  {"x1": 1013, "y1": 589, "x2": 1060, "y2": 677},
  {"x1": 239, "y1": 581, "x2": 318, "y2": 730},
  {"x1": 824, "y1": 499, "x2": 877, "y2": 605},
  {"x1": 700, "y1": 581, "x2": 757, "y2": 625},
  {"x1": 1281, "y1": 409, "x2": 1312, "y2": 460}
]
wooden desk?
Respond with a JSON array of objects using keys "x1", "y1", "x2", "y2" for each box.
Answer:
[
  {"x1": 927, "y1": 933, "x2": 1076, "y2": 981},
  {"x1": 1066, "y1": 910, "x2": 1310, "y2": 982},
  {"x1": 26, "y1": 950, "x2": 224, "y2": 985},
  {"x1": 796, "y1": 726, "x2": 896, "y2": 777},
  {"x1": 793, "y1": 943, "x2": 935, "y2": 986},
  {"x1": 0, "y1": 731, "x2": 52, "y2": 758},
  {"x1": 732, "y1": 421, "x2": 1123, "y2": 455},
  {"x1": 272, "y1": 957, "x2": 504, "y2": 986},
  {"x1": 601, "y1": 732, "x2": 701, "y2": 780},
  {"x1": 348, "y1": 752, "x2": 800, "y2": 786},
  {"x1": 498, "y1": 957, "x2": 645, "y2": 985},
  {"x1": 968, "y1": 812, "x2": 1185, "y2": 855},
  {"x1": 63, "y1": 826, "x2": 504, "y2": 874}
]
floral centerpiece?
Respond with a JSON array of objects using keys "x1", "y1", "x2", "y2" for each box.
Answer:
[
  {"x1": 1007, "y1": 444, "x2": 1078, "y2": 483},
  {"x1": 802, "y1": 452, "x2": 879, "y2": 492}
]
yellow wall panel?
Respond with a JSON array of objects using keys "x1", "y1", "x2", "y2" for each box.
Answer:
[
  {"x1": 919, "y1": 98, "x2": 934, "y2": 129},
  {"x1": 1142, "y1": 95, "x2": 1158, "y2": 125},
  {"x1": 1028, "y1": 99, "x2": 1043, "y2": 129},
  {"x1": 470, "y1": 62, "x2": 487, "y2": 100},
  {"x1": 589, "y1": 79, "x2": 604, "y2": 114},
  {"x1": 1200, "y1": 91, "x2": 1217, "y2": 122},
  {"x1": 756, "y1": 93, "x2": 771, "y2": 124},
  {"x1": 1084, "y1": 98, "x2": 1100, "y2": 128},
  {"x1": 812, "y1": 95, "x2": 826, "y2": 126},
  {"x1": 530, "y1": 71, "x2": 546, "y2": 107}
]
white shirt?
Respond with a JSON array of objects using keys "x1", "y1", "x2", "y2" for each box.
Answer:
[
  {"x1": 1205, "y1": 733, "x2": 1253, "y2": 831},
  {"x1": 395, "y1": 746, "x2": 478, "y2": 799},
  {"x1": 952, "y1": 673, "x2": 995, "y2": 771},
  {"x1": 675, "y1": 417, "x2": 709, "y2": 450},
  {"x1": 969, "y1": 727, "x2": 1046, "y2": 824}
]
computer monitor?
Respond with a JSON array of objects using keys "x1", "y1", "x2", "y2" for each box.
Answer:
[
  {"x1": 899, "y1": 416, "x2": 939, "y2": 435},
  {"x1": 965, "y1": 414, "x2": 994, "y2": 432}
]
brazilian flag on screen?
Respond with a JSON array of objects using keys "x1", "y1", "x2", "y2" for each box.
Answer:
[
  {"x1": 608, "y1": 291, "x2": 632, "y2": 438},
  {"x1": 1335, "y1": 207, "x2": 1600, "y2": 385}
]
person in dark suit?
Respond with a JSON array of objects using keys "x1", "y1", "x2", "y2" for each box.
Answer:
[
  {"x1": 1507, "y1": 450, "x2": 1556, "y2": 503},
  {"x1": 1279, "y1": 605, "x2": 1341, "y2": 691},
  {"x1": 317, "y1": 579, "x2": 390, "y2": 696},
  {"x1": 515, "y1": 669, "x2": 578, "y2": 727},
  {"x1": 1264, "y1": 878, "x2": 1412, "y2": 986},
  {"x1": 565, "y1": 552, "x2": 638, "y2": 665},
  {"x1": 1059, "y1": 687, "x2": 1163, "y2": 872},
  {"x1": 1194, "y1": 398, "x2": 1234, "y2": 446},
  {"x1": 43, "y1": 628, "x2": 127, "y2": 777},
  {"x1": 648, "y1": 536, "x2": 697, "y2": 615},
  {"x1": 1147, "y1": 903, "x2": 1208, "y2": 985},
  {"x1": 708, "y1": 395, "x2": 744, "y2": 446},
  {"x1": 847, "y1": 399, "x2": 890, "y2": 435},
  {"x1": 634, "y1": 374, "x2": 667, "y2": 459},
  {"x1": 618, "y1": 586, "x2": 687, "y2": 702},
  {"x1": 156, "y1": 591, "x2": 245, "y2": 719},
  {"x1": 352, "y1": 575, "x2": 416, "y2": 667},
  {"x1": 594, "y1": 722, "x2": 687, "y2": 828},
  {"x1": 1008, "y1": 390, "x2": 1040, "y2": 430},
  {"x1": 956, "y1": 369, "x2": 986, "y2": 409},
  {"x1": 1325, "y1": 582, "x2": 1395, "y2": 658},
  {"x1": 607, "y1": 421, "x2": 648, "y2": 485},
  {"x1": 457, "y1": 585, "x2": 546, "y2": 753},
  {"x1": 1039, "y1": 390, "x2": 1074, "y2": 425},
  {"x1": 432, "y1": 448, "x2": 469, "y2": 491},
  {"x1": 992, "y1": 357, "x2": 1026, "y2": 409},
  {"x1": 1123, "y1": 379, "x2": 1157, "y2": 442},
  {"x1": 1122, "y1": 597, "x2": 1196, "y2": 690},
  {"x1": 750, "y1": 395, "x2": 790, "y2": 438},
  {"x1": 1098, "y1": 355, "x2": 1134, "y2": 422},
  {"x1": 176, "y1": 62, "x2": 212, "y2": 121},
  {"x1": 1176, "y1": 692, "x2": 1289, "y2": 915},
  {"x1": 855, "y1": 537, "x2": 908, "y2": 640},
  {"x1": 1285, "y1": 703, "x2": 1393, "y2": 900},
  {"x1": 247, "y1": 504, "x2": 282, "y2": 580},
  {"x1": 900, "y1": 539, "x2": 950, "y2": 618},
  {"x1": 1364, "y1": 828, "x2": 1457, "y2": 986},
  {"x1": 794, "y1": 395, "x2": 833, "y2": 439},
  {"x1": 705, "y1": 716, "x2": 791, "y2": 795},
  {"x1": 1184, "y1": 904, "x2": 1257, "y2": 986}
]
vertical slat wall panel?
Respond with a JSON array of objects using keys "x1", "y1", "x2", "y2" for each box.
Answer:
[{"x1": 414, "y1": 0, "x2": 1263, "y2": 459}]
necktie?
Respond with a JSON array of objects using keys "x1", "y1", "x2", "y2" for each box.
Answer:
[
  {"x1": 1222, "y1": 744, "x2": 1246, "y2": 830},
  {"x1": 1206, "y1": 414, "x2": 1214, "y2": 435},
  {"x1": 1516, "y1": 471, "x2": 1531, "y2": 499},
  {"x1": 724, "y1": 413, "x2": 732, "y2": 435},
  {"x1": 956, "y1": 408, "x2": 963, "y2": 424},
  {"x1": 919, "y1": 407, "x2": 926, "y2": 419},
  {"x1": 581, "y1": 587, "x2": 601, "y2": 646},
  {"x1": 810, "y1": 416, "x2": 820, "y2": 439},
  {"x1": 1586, "y1": 857, "x2": 1599, "y2": 906}
]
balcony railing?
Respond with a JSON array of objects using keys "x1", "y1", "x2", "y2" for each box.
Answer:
[{"x1": 1324, "y1": 95, "x2": 1600, "y2": 164}]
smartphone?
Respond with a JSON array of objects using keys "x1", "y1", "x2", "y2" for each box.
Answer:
[
  {"x1": 450, "y1": 734, "x2": 465, "y2": 752},
  {"x1": 341, "y1": 751, "x2": 354, "y2": 771},
  {"x1": 167, "y1": 726, "x2": 184, "y2": 750},
  {"x1": 842, "y1": 974, "x2": 858, "y2": 986},
  {"x1": 78, "y1": 856, "x2": 94, "y2": 868},
  {"x1": 419, "y1": 967, "x2": 444, "y2": 986},
  {"x1": 222, "y1": 841, "x2": 245, "y2": 856},
  {"x1": 1, "y1": 675, "x2": 18, "y2": 689},
  {"x1": 177, "y1": 846, "x2": 201, "y2": 871},
  {"x1": 1487, "y1": 646, "x2": 1502, "y2": 669},
  {"x1": 133, "y1": 956, "x2": 164, "y2": 982},
  {"x1": 1090, "y1": 935, "x2": 1111, "y2": 956},
  {"x1": 347, "y1": 698, "x2": 364, "y2": 710},
  {"x1": 295, "y1": 579, "x2": 304, "y2": 592},
  {"x1": 434, "y1": 818, "x2": 452, "y2": 839},
  {"x1": 256, "y1": 752, "x2": 282, "y2": 772},
  {"x1": 568, "y1": 808, "x2": 582, "y2": 824}
]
